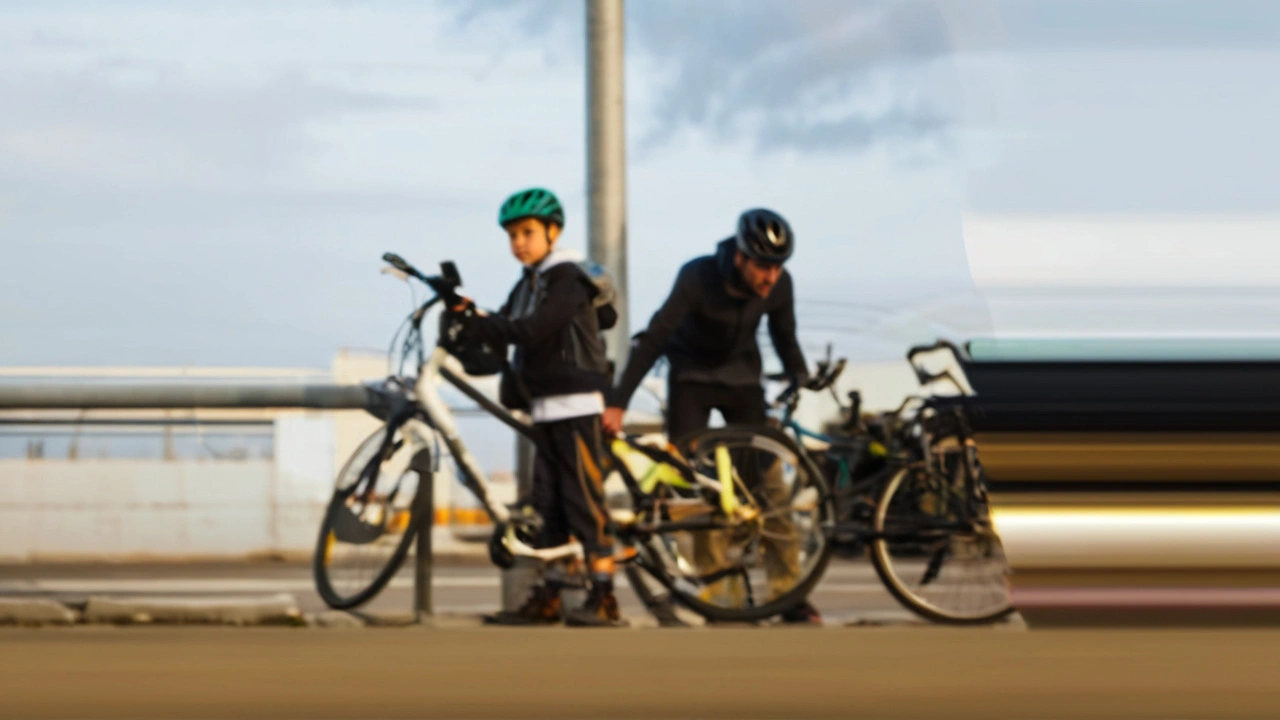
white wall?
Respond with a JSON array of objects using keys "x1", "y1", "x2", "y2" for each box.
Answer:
[
  {"x1": 0, "y1": 459, "x2": 280, "y2": 561},
  {"x1": 272, "y1": 414, "x2": 337, "y2": 554},
  {"x1": 0, "y1": 415, "x2": 339, "y2": 561}
]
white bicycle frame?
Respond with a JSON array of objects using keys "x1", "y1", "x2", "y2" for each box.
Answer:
[{"x1": 411, "y1": 346, "x2": 585, "y2": 564}]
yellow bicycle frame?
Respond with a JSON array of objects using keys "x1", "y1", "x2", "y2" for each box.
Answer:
[
  {"x1": 611, "y1": 439, "x2": 692, "y2": 494},
  {"x1": 716, "y1": 445, "x2": 739, "y2": 515}
]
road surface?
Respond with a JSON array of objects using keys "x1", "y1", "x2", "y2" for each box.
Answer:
[
  {"x1": 0, "y1": 556, "x2": 936, "y2": 626},
  {"x1": 3, "y1": 559, "x2": 1279, "y2": 718},
  {"x1": 1, "y1": 626, "x2": 1277, "y2": 719}
]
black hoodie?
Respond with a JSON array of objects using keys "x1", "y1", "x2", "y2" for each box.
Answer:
[
  {"x1": 470, "y1": 251, "x2": 611, "y2": 406},
  {"x1": 610, "y1": 238, "x2": 807, "y2": 409}
]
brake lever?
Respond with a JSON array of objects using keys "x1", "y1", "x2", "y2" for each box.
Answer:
[{"x1": 381, "y1": 266, "x2": 411, "y2": 283}]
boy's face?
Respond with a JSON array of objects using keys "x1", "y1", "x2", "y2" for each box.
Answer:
[{"x1": 505, "y1": 218, "x2": 560, "y2": 266}]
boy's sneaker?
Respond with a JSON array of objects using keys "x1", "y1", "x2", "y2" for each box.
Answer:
[
  {"x1": 482, "y1": 583, "x2": 562, "y2": 626},
  {"x1": 564, "y1": 582, "x2": 628, "y2": 628}
]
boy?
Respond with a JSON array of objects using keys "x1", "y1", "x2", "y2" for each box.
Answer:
[{"x1": 452, "y1": 187, "x2": 624, "y2": 628}]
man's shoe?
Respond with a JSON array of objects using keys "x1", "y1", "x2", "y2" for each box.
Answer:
[
  {"x1": 564, "y1": 582, "x2": 628, "y2": 628},
  {"x1": 482, "y1": 583, "x2": 562, "y2": 626}
]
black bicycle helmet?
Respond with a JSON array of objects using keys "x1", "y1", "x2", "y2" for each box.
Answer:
[{"x1": 735, "y1": 208, "x2": 794, "y2": 263}]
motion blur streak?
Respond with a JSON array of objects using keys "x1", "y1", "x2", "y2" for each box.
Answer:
[
  {"x1": 961, "y1": 337, "x2": 1280, "y2": 626},
  {"x1": 992, "y1": 507, "x2": 1280, "y2": 567}
]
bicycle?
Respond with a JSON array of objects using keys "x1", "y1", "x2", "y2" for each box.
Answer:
[
  {"x1": 680, "y1": 340, "x2": 1014, "y2": 625},
  {"x1": 312, "y1": 253, "x2": 834, "y2": 624}
]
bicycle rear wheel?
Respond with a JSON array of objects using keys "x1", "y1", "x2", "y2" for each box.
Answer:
[
  {"x1": 869, "y1": 463, "x2": 1014, "y2": 625},
  {"x1": 636, "y1": 425, "x2": 833, "y2": 624},
  {"x1": 313, "y1": 421, "x2": 431, "y2": 610}
]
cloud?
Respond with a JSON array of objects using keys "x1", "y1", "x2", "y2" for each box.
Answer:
[
  {"x1": 440, "y1": 0, "x2": 956, "y2": 157},
  {"x1": 0, "y1": 62, "x2": 435, "y2": 195},
  {"x1": 439, "y1": 0, "x2": 1280, "y2": 161},
  {"x1": 980, "y1": 0, "x2": 1280, "y2": 52},
  {"x1": 26, "y1": 27, "x2": 96, "y2": 50},
  {"x1": 631, "y1": 1, "x2": 952, "y2": 148}
]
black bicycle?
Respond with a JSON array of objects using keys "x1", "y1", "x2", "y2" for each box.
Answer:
[
  {"x1": 312, "y1": 253, "x2": 835, "y2": 624},
  {"x1": 682, "y1": 340, "x2": 1014, "y2": 625}
]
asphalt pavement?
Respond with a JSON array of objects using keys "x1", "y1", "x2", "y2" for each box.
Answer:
[
  {"x1": 2, "y1": 625, "x2": 1277, "y2": 719},
  {"x1": 5, "y1": 558, "x2": 1280, "y2": 718},
  {"x1": 0, "y1": 556, "x2": 939, "y2": 627}
]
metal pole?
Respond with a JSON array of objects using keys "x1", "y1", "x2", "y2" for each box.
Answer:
[
  {"x1": 501, "y1": 435, "x2": 541, "y2": 612},
  {"x1": 411, "y1": 450, "x2": 435, "y2": 622},
  {"x1": 587, "y1": 0, "x2": 629, "y2": 376}
]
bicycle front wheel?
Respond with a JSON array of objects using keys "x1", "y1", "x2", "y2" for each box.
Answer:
[
  {"x1": 313, "y1": 421, "x2": 430, "y2": 610},
  {"x1": 638, "y1": 425, "x2": 833, "y2": 624},
  {"x1": 869, "y1": 465, "x2": 1014, "y2": 625}
]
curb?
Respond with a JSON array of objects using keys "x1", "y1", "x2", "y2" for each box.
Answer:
[
  {"x1": 83, "y1": 593, "x2": 304, "y2": 626},
  {"x1": 304, "y1": 610, "x2": 366, "y2": 629},
  {"x1": 0, "y1": 598, "x2": 78, "y2": 626}
]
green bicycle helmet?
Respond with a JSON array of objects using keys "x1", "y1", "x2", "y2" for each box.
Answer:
[{"x1": 498, "y1": 187, "x2": 565, "y2": 228}]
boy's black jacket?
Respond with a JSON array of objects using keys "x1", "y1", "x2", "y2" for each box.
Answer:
[{"x1": 470, "y1": 259, "x2": 611, "y2": 405}]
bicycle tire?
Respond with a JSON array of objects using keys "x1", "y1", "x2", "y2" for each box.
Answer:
[
  {"x1": 313, "y1": 422, "x2": 429, "y2": 610},
  {"x1": 869, "y1": 467, "x2": 1014, "y2": 625},
  {"x1": 643, "y1": 425, "x2": 833, "y2": 624}
]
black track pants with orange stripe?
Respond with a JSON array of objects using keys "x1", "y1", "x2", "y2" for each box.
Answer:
[{"x1": 529, "y1": 414, "x2": 614, "y2": 559}]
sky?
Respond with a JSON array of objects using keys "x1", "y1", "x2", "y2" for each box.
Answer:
[{"x1": 4, "y1": 0, "x2": 1280, "y2": 374}]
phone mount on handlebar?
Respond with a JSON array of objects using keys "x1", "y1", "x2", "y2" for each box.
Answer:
[
  {"x1": 440, "y1": 261, "x2": 461, "y2": 286},
  {"x1": 431, "y1": 267, "x2": 464, "y2": 308}
]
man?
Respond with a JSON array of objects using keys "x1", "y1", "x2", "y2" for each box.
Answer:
[{"x1": 601, "y1": 208, "x2": 822, "y2": 624}]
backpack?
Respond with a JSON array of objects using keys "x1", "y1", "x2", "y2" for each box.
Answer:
[{"x1": 576, "y1": 259, "x2": 618, "y2": 331}]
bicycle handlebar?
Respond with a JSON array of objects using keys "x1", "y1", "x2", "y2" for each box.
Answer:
[
  {"x1": 382, "y1": 252, "x2": 420, "y2": 278},
  {"x1": 905, "y1": 339, "x2": 970, "y2": 392},
  {"x1": 766, "y1": 352, "x2": 850, "y2": 415},
  {"x1": 906, "y1": 339, "x2": 967, "y2": 365},
  {"x1": 383, "y1": 252, "x2": 464, "y2": 307}
]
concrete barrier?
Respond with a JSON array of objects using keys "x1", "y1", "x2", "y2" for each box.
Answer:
[
  {"x1": 0, "y1": 598, "x2": 77, "y2": 626},
  {"x1": 83, "y1": 593, "x2": 303, "y2": 625}
]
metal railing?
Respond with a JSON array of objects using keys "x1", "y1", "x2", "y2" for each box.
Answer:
[
  {"x1": 0, "y1": 381, "x2": 444, "y2": 619},
  {"x1": 0, "y1": 383, "x2": 375, "y2": 410}
]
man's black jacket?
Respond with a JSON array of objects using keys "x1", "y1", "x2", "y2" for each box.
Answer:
[{"x1": 610, "y1": 238, "x2": 807, "y2": 408}]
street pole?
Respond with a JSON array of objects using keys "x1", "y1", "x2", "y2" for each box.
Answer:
[
  {"x1": 586, "y1": 0, "x2": 629, "y2": 375},
  {"x1": 502, "y1": 431, "x2": 540, "y2": 612}
]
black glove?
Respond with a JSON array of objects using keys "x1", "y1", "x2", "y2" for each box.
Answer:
[
  {"x1": 440, "y1": 304, "x2": 478, "y2": 349},
  {"x1": 439, "y1": 305, "x2": 504, "y2": 377}
]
